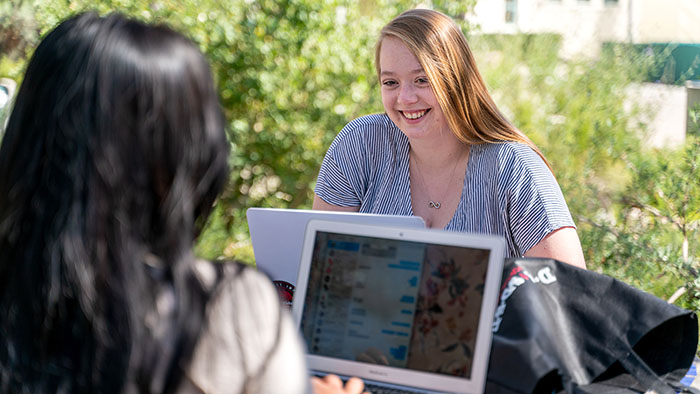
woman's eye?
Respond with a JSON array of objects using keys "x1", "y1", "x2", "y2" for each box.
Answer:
[
  {"x1": 416, "y1": 77, "x2": 429, "y2": 84},
  {"x1": 382, "y1": 80, "x2": 398, "y2": 87}
]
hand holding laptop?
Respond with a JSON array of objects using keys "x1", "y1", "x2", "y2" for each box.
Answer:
[{"x1": 311, "y1": 375, "x2": 370, "y2": 394}]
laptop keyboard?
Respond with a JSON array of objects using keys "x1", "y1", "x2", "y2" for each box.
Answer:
[
  {"x1": 314, "y1": 375, "x2": 428, "y2": 394},
  {"x1": 363, "y1": 381, "x2": 427, "y2": 394}
]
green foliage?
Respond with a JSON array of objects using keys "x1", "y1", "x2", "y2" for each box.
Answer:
[
  {"x1": 0, "y1": 1, "x2": 36, "y2": 81},
  {"x1": 689, "y1": 103, "x2": 700, "y2": 138},
  {"x1": 625, "y1": 137, "x2": 699, "y2": 304},
  {"x1": 578, "y1": 136, "x2": 700, "y2": 319},
  {"x1": 472, "y1": 34, "x2": 645, "y2": 232},
  {"x1": 198, "y1": 0, "x2": 473, "y2": 259},
  {"x1": 2, "y1": 1, "x2": 697, "y2": 328},
  {"x1": 603, "y1": 42, "x2": 700, "y2": 85},
  {"x1": 472, "y1": 31, "x2": 700, "y2": 328},
  {"x1": 0, "y1": 0, "x2": 475, "y2": 260}
]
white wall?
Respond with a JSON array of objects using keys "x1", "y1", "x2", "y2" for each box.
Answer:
[
  {"x1": 470, "y1": 0, "x2": 628, "y2": 57},
  {"x1": 624, "y1": 83, "x2": 686, "y2": 148},
  {"x1": 470, "y1": 0, "x2": 700, "y2": 58},
  {"x1": 634, "y1": 0, "x2": 700, "y2": 43}
]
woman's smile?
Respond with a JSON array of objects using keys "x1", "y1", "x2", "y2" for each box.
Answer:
[{"x1": 400, "y1": 109, "x2": 430, "y2": 120}]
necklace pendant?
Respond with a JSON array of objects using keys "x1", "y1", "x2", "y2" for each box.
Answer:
[{"x1": 428, "y1": 200, "x2": 441, "y2": 209}]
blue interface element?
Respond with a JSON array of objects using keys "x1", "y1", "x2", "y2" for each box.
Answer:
[
  {"x1": 388, "y1": 260, "x2": 421, "y2": 271},
  {"x1": 390, "y1": 345, "x2": 407, "y2": 361},
  {"x1": 327, "y1": 240, "x2": 360, "y2": 251},
  {"x1": 400, "y1": 295, "x2": 415, "y2": 304},
  {"x1": 381, "y1": 329, "x2": 409, "y2": 337}
]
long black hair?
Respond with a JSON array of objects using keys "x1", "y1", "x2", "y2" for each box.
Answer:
[{"x1": 0, "y1": 12, "x2": 229, "y2": 393}]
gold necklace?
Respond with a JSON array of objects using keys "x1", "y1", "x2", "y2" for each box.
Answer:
[{"x1": 411, "y1": 151, "x2": 462, "y2": 210}]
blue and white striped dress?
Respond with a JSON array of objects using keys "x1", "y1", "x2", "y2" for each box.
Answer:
[{"x1": 314, "y1": 114, "x2": 575, "y2": 258}]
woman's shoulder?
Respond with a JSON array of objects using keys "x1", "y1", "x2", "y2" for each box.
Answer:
[
  {"x1": 332, "y1": 113, "x2": 406, "y2": 154},
  {"x1": 194, "y1": 260, "x2": 279, "y2": 310},
  {"x1": 187, "y1": 260, "x2": 306, "y2": 393},
  {"x1": 189, "y1": 260, "x2": 283, "y2": 339},
  {"x1": 475, "y1": 141, "x2": 539, "y2": 160},
  {"x1": 344, "y1": 113, "x2": 393, "y2": 129},
  {"x1": 324, "y1": 114, "x2": 405, "y2": 163},
  {"x1": 337, "y1": 113, "x2": 400, "y2": 140},
  {"x1": 471, "y1": 142, "x2": 554, "y2": 192},
  {"x1": 474, "y1": 142, "x2": 547, "y2": 172}
]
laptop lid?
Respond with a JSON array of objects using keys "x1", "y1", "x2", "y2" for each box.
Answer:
[
  {"x1": 291, "y1": 219, "x2": 505, "y2": 394},
  {"x1": 246, "y1": 208, "x2": 425, "y2": 287}
]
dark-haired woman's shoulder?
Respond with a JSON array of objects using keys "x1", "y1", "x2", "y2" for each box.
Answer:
[{"x1": 185, "y1": 260, "x2": 309, "y2": 394}]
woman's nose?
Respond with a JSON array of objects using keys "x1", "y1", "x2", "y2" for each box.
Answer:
[{"x1": 397, "y1": 84, "x2": 418, "y2": 104}]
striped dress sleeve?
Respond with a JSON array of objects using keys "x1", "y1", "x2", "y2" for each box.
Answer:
[
  {"x1": 314, "y1": 118, "x2": 373, "y2": 207},
  {"x1": 497, "y1": 143, "x2": 575, "y2": 256}
]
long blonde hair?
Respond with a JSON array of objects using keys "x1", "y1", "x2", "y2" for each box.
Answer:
[{"x1": 375, "y1": 9, "x2": 551, "y2": 169}]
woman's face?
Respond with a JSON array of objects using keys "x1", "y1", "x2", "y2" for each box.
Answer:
[{"x1": 379, "y1": 37, "x2": 450, "y2": 141}]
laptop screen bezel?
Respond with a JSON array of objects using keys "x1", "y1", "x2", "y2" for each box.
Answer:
[
  {"x1": 246, "y1": 208, "x2": 425, "y2": 286},
  {"x1": 291, "y1": 219, "x2": 505, "y2": 394}
]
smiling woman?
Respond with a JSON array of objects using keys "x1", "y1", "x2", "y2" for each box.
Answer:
[{"x1": 312, "y1": 8, "x2": 586, "y2": 270}]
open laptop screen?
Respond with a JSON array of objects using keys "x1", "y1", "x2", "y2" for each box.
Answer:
[
  {"x1": 299, "y1": 230, "x2": 491, "y2": 380},
  {"x1": 246, "y1": 208, "x2": 425, "y2": 291}
]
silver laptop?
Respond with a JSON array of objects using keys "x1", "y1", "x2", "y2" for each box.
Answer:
[
  {"x1": 291, "y1": 220, "x2": 505, "y2": 394},
  {"x1": 246, "y1": 208, "x2": 425, "y2": 302}
]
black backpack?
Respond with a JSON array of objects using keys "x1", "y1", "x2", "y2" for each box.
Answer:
[{"x1": 486, "y1": 258, "x2": 698, "y2": 394}]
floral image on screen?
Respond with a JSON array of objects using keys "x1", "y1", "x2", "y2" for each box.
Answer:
[{"x1": 406, "y1": 246, "x2": 490, "y2": 377}]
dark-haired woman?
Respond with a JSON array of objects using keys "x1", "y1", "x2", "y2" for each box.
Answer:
[{"x1": 0, "y1": 12, "x2": 365, "y2": 394}]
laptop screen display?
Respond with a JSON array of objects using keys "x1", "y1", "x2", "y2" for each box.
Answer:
[{"x1": 299, "y1": 230, "x2": 491, "y2": 379}]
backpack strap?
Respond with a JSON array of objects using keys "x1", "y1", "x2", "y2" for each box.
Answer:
[{"x1": 618, "y1": 350, "x2": 700, "y2": 394}]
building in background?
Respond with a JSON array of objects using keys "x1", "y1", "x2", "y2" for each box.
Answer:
[
  {"x1": 468, "y1": 0, "x2": 700, "y2": 147},
  {"x1": 469, "y1": 0, "x2": 700, "y2": 58}
]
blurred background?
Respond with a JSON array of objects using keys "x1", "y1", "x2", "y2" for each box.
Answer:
[{"x1": 1, "y1": 0, "x2": 698, "y2": 321}]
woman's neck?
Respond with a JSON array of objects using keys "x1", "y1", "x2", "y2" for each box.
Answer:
[{"x1": 408, "y1": 131, "x2": 469, "y2": 170}]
